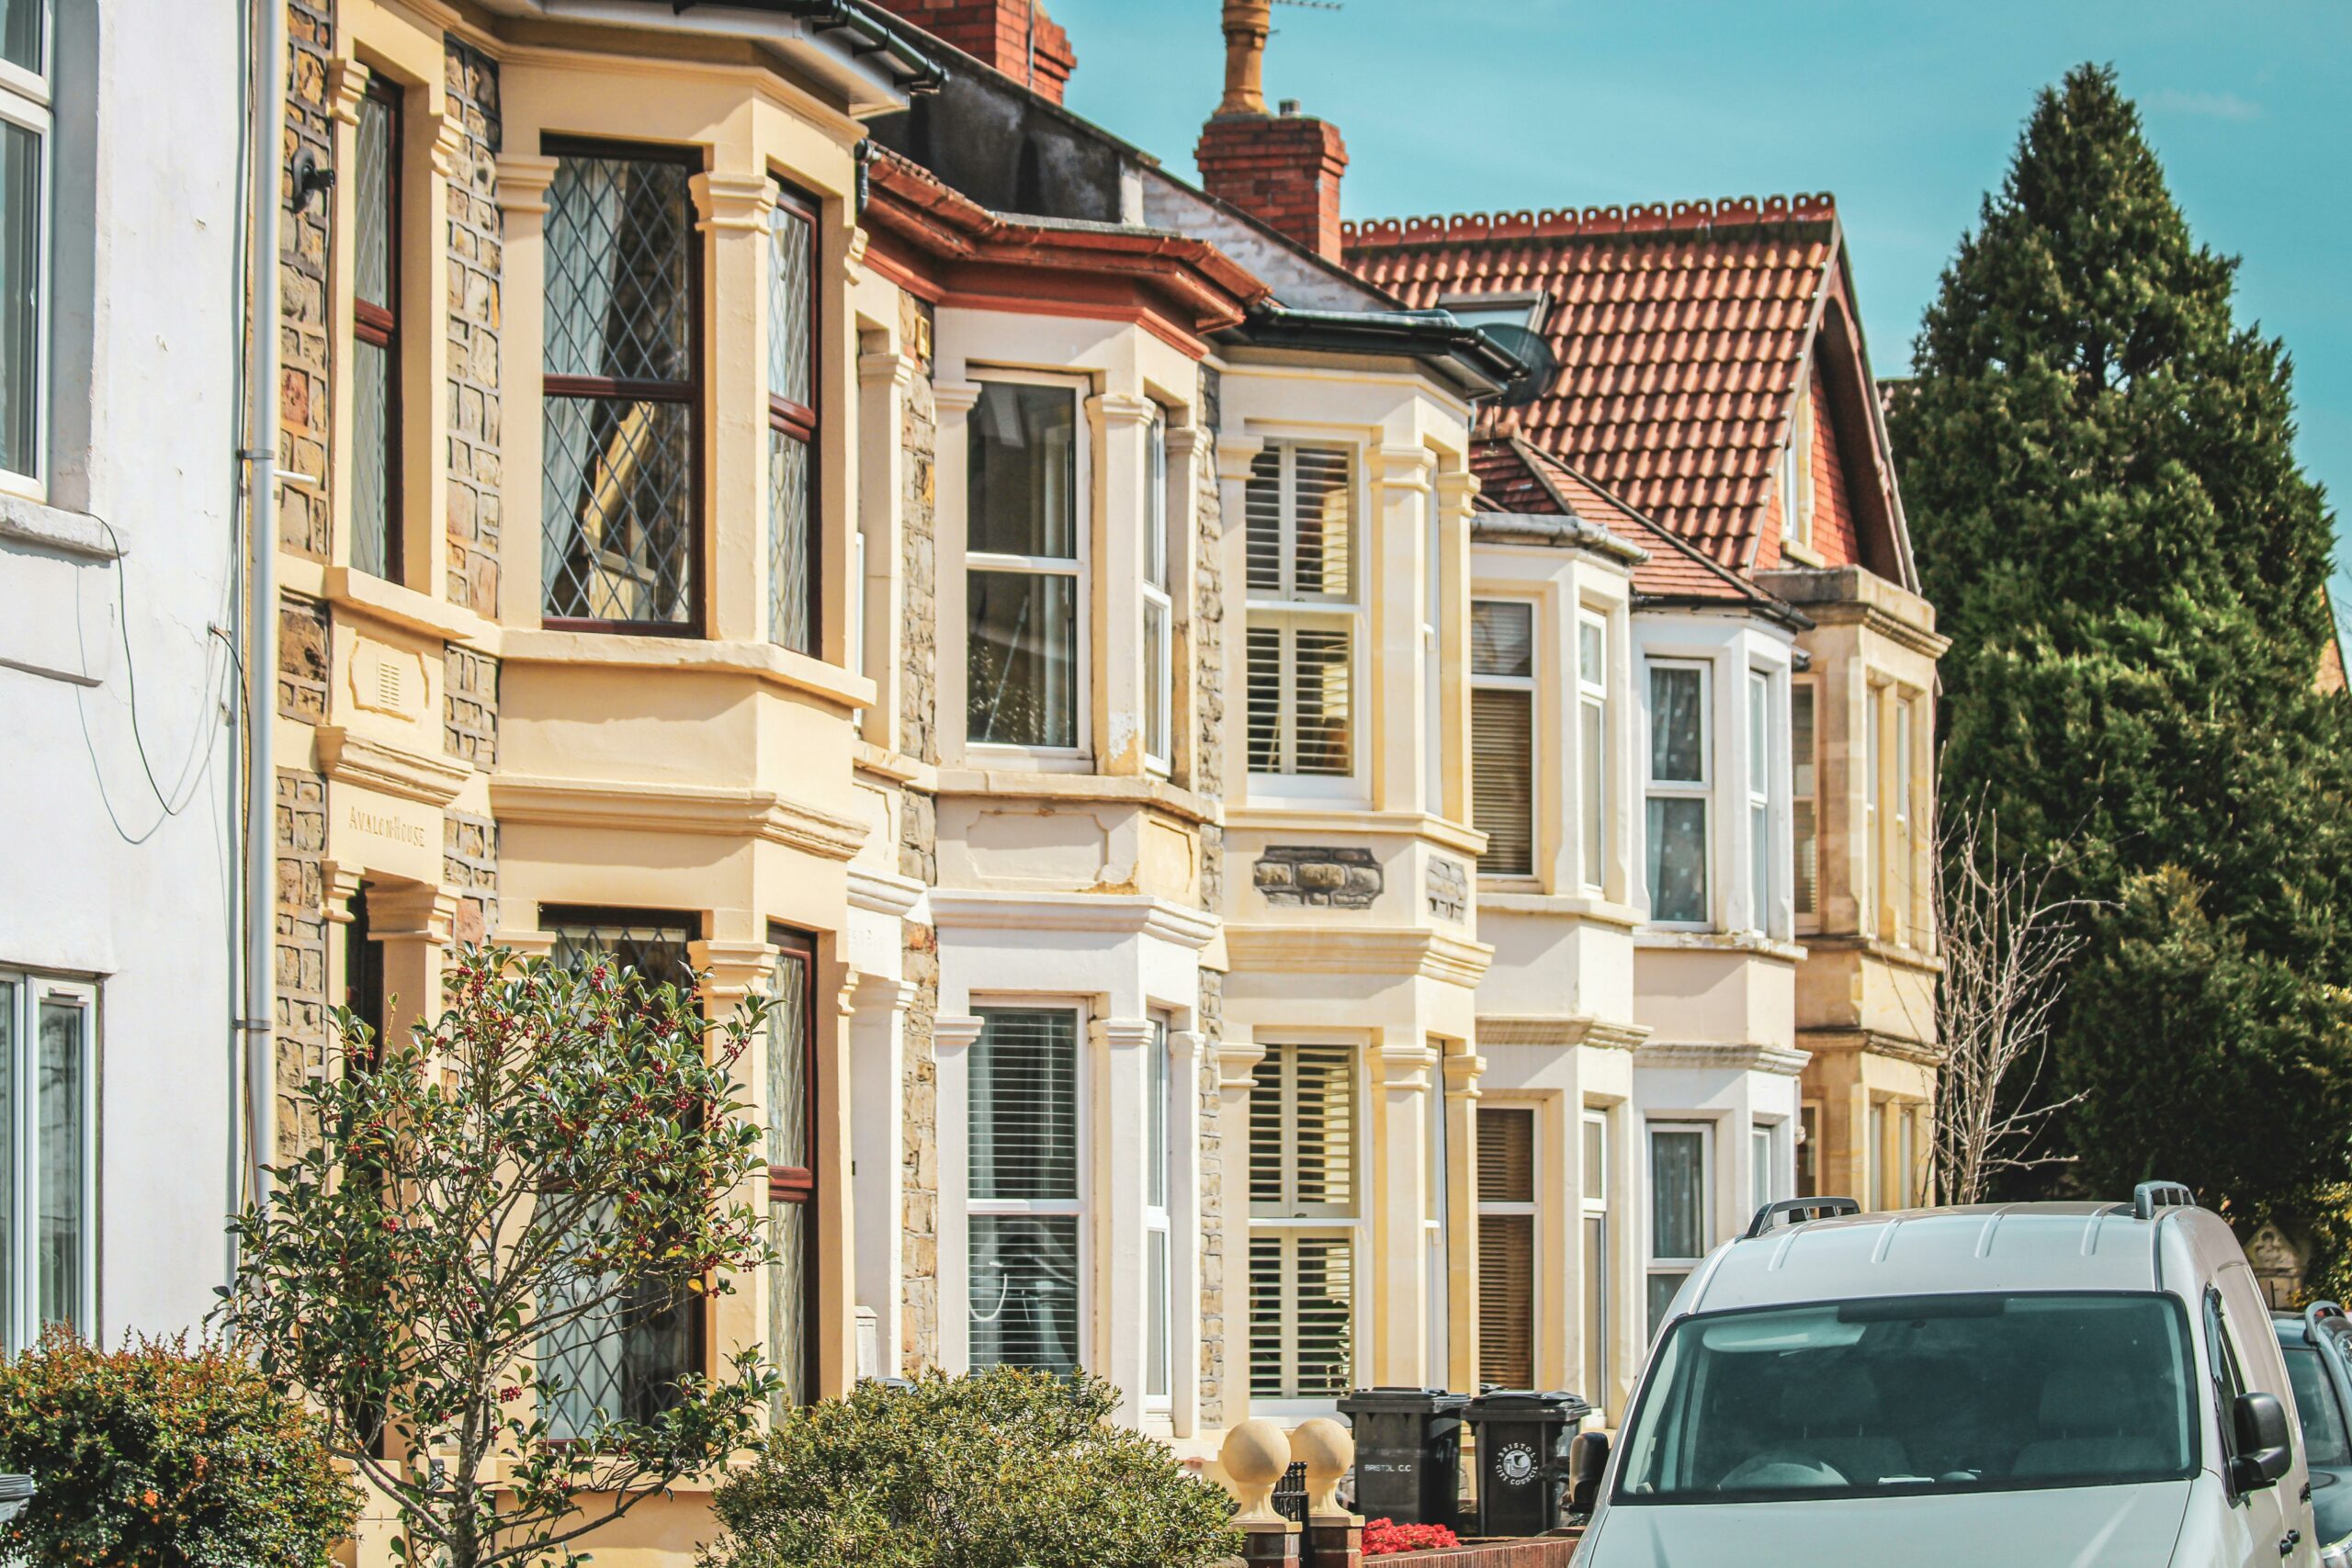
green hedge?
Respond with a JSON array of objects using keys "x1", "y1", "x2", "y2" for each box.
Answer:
[
  {"x1": 704, "y1": 1368, "x2": 1238, "y2": 1568},
  {"x1": 0, "y1": 1329, "x2": 358, "y2": 1568}
]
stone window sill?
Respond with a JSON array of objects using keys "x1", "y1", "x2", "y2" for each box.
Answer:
[{"x1": 0, "y1": 493, "x2": 119, "y2": 559}]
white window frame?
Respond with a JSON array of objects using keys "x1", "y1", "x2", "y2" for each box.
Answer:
[
  {"x1": 0, "y1": 2, "x2": 51, "y2": 498},
  {"x1": 966, "y1": 372, "x2": 1091, "y2": 762},
  {"x1": 1142, "y1": 407, "x2": 1174, "y2": 776},
  {"x1": 1646, "y1": 1121, "x2": 1711, "y2": 1337},
  {"x1": 1577, "y1": 609, "x2": 1610, "y2": 894},
  {"x1": 0, "y1": 968, "x2": 96, "y2": 1352},
  {"x1": 1792, "y1": 676, "x2": 1818, "y2": 931},
  {"x1": 1864, "y1": 681, "x2": 1884, "y2": 940},
  {"x1": 1751, "y1": 1122, "x2": 1776, "y2": 1213},
  {"x1": 1781, "y1": 367, "x2": 1815, "y2": 554},
  {"x1": 1470, "y1": 597, "x2": 1537, "y2": 880},
  {"x1": 1476, "y1": 1101, "x2": 1539, "y2": 1389},
  {"x1": 1645, "y1": 660, "x2": 1713, "y2": 929},
  {"x1": 1580, "y1": 1107, "x2": 1611, "y2": 1413},
  {"x1": 1747, "y1": 667, "x2": 1773, "y2": 937},
  {"x1": 965, "y1": 999, "x2": 1089, "y2": 1373},
  {"x1": 1246, "y1": 1039, "x2": 1363, "y2": 1415},
  {"x1": 1143, "y1": 1010, "x2": 1172, "y2": 1412},
  {"x1": 1424, "y1": 506, "x2": 1445, "y2": 814},
  {"x1": 1245, "y1": 441, "x2": 1364, "y2": 798},
  {"x1": 1894, "y1": 694, "x2": 1916, "y2": 947}
]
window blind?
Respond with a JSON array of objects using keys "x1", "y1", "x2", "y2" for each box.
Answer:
[
  {"x1": 1476, "y1": 1107, "x2": 1537, "y2": 1390},
  {"x1": 969, "y1": 1010, "x2": 1078, "y2": 1201},
  {"x1": 1478, "y1": 1106, "x2": 1536, "y2": 1204},
  {"x1": 1473, "y1": 688, "x2": 1535, "y2": 875}
]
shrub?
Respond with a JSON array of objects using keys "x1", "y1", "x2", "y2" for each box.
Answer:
[
  {"x1": 703, "y1": 1367, "x2": 1238, "y2": 1568},
  {"x1": 1363, "y1": 1517, "x2": 1460, "y2": 1557},
  {"x1": 0, "y1": 1327, "x2": 358, "y2": 1568}
]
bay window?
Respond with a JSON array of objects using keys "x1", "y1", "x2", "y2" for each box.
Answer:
[
  {"x1": 1470, "y1": 600, "x2": 1535, "y2": 876},
  {"x1": 540, "y1": 910, "x2": 700, "y2": 1436},
  {"x1": 1578, "y1": 612, "x2": 1609, "y2": 891},
  {"x1": 1248, "y1": 1043, "x2": 1356, "y2": 1401},
  {"x1": 1645, "y1": 662, "x2": 1710, "y2": 925},
  {"x1": 967, "y1": 381, "x2": 1081, "y2": 750},
  {"x1": 1646, "y1": 1122, "x2": 1709, "y2": 1337},
  {"x1": 0, "y1": 970, "x2": 93, "y2": 1352},
  {"x1": 968, "y1": 1008, "x2": 1082, "y2": 1372},
  {"x1": 350, "y1": 74, "x2": 401, "y2": 581},
  {"x1": 1246, "y1": 444, "x2": 1356, "y2": 779},
  {"x1": 1142, "y1": 408, "x2": 1173, "y2": 772},
  {"x1": 766, "y1": 185, "x2": 819, "y2": 655},
  {"x1": 1476, "y1": 1105, "x2": 1537, "y2": 1388},
  {"x1": 1747, "y1": 669, "x2": 1771, "y2": 934},
  {"x1": 766, "y1": 928, "x2": 818, "y2": 1411},
  {"x1": 541, "y1": 145, "x2": 699, "y2": 631},
  {"x1": 0, "y1": 0, "x2": 46, "y2": 488}
]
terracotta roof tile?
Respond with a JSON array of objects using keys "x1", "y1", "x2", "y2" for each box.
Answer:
[
  {"x1": 1472, "y1": 437, "x2": 1800, "y2": 622},
  {"x1": 1351, "y1": 197, "x2": 1836, "y2": 571}
]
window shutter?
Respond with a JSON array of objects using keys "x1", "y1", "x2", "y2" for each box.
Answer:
[
  {"x1": 1292, "y1": 628, "x2": 1353, "y2": 776},
  {"x1": 1250, "y1": 1232, "x2": 1354, "y2": 1398},
  {"x1": 970, "y1": 1010, "x2": 1079, "y2": 1201},
  {"x1": 1248, "y1": 1045, "x2": 1360, "y2": 1399},
  {"x1": 1476, "y1": 1107, "x2": 1536, "y2": 1389},
  {"x1": 1250, "y1": 1045, "x2": 1355, "y2": 1215},
  {"x1": 1245, "y1": 447, "x2": 1283, "y2": 594},
  {"x1": 1473, "y1": 688, "x2": 1534, "y2": 875},
  {"x1": 1291, "y1": 446, "x2": 1352, "y2": 597}
]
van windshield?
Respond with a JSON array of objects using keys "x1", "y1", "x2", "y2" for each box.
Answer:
[{"x1": 1616, "y1": 1292, "x2": 2199, "y2": 1503}]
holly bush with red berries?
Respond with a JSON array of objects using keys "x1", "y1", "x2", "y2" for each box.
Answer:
[{"x1": 221, "y1": 945, "x2": 779, "y2": 1568}]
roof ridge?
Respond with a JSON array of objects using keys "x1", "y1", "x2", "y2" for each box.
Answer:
[{"x1": 1342, "y1": 193, "x2": 1837, "y2": 251}]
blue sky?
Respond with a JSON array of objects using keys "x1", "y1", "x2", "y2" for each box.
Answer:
[{"x1": 1051, "y1": 0, "x2": 2352, "y2": 651}]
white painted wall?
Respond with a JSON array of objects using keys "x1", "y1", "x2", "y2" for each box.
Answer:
[{"x1": 0, "y1": 0, "x2": 246, "y2": 1343}]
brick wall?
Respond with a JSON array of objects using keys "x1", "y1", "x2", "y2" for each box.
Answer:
[
  {"x1": 1193, "y1": 113, "x2": 1349, "y2": 263},
  {"x1": 865, "y1": 0, "x2": 1076, "y2": 103},
  {"x1": 898, "y1": 290, "x2": 942, "y2": 1371},
  {"x1": 444, "y1": 39, "x2": 503, "y2": 618},
  {"x1": 281, "y1": 0, "x2": 334, "y2": 559}
]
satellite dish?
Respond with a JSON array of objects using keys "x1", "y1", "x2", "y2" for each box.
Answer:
[{"x1": 1476, "y1": 322, "x2": 1558, "y2": 409}]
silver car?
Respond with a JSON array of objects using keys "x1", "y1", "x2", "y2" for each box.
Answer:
[{"x1": 1574, "y1": 1185, "x2": 2318, "y2": 1567}]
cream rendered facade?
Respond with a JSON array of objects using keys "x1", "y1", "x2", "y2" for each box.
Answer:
[{"x1": 1627, "y1": 605, "x2": 1806, "y2": 1330}]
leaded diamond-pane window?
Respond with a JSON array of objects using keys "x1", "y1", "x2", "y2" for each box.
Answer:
[
  {"x1": 766, "y1": 185, "x2": 819, "y2": 655},
  {"x1": 542, "y1": 149, "x2": 699, "y2": 630},
  {"x1": 351, "y1": 77, "x2": 400, "y2": 582},
  {"x1": 538, "y1": 908, "x2": 700, "y2": 1435},
  {"x1": 767, "y1": 929, "x2": 818, "y2": 1411}
]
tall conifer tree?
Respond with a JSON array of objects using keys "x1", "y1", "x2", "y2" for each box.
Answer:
[{"x1": 1892, "y1": 64, "x2": 2352, "y2": 1218}]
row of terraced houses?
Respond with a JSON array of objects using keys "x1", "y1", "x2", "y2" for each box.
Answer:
[{"x1": 0, "y1": 0, "x2": 1943, "y2": 1556}]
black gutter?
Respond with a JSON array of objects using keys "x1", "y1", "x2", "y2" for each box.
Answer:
[
  {"x1": 1226, "y1": 303, "x2": 1530, "y2": 400},
  {"x1": 719, "y1": 0, "x2": 949, "y2": 94},
  {"x1": 1633, "y1": 592, "x2": 1814, "y2": 634}
]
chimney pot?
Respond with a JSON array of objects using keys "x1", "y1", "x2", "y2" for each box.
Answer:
[{"x1": 1278, "y1": 97, "x2": 1299, "y2": 117}]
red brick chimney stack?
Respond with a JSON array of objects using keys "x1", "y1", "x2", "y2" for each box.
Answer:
[
  {"x1": 1193, "y1": 0, "x2": 1350, "y2": 263},
  {"x1": 866, "y1": 0, "x2": 1078, "y2": 105}
]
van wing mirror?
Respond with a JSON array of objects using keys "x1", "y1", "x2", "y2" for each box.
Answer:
[
  {"x1": 2233, "y1": 1391, "x2": 2294, "y2": 1491},
  {"x1": 1566, "y1": 1429, "x2": 1611, "y2": 1517}
]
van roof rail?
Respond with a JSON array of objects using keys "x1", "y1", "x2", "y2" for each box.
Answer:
[
  {"x1": 1744, "y1": 1196, "x2": 1861, "y2": 1239},
  {"x1": 2132, "y1": 1180, "x2": 2196, "y2": 1221}
]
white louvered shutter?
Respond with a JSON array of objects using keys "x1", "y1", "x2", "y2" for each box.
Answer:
[{"x1": 1248, "y1": 1044, "x2": 1357, "y2": 1398}]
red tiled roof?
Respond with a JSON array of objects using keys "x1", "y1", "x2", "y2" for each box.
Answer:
[
  {"x1": 1472, "y1": 437, "x2": 1800, "y2": 621},
  {"x1": 1347, "y1": 197, "x2": 1838, "y2": 572}
]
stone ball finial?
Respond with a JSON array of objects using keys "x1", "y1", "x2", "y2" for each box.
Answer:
[
  {"x1": 1219, "y1": 1417, "x2": 1293, "y2": 1524},
  {"x1": 1289, "y1": 1416, "x2": 1355, "y2": 1517}
]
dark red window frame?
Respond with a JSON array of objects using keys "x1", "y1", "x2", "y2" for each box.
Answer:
[
  {"x1": 766, "y1": 183, "x2": 820, "y2": 656},
  {"x1": 354, "y1": 73, "x2": 403, "y2": 584},
  {"x1": 539, "y1": 137, "x2": 707, "y2": 638},
  {"x1": 766, "y1": 923, "x2": 820, "y2": 1405}
]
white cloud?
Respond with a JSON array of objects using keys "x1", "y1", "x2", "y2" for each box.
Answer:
[{"x1": 2146, "y1": 88, "x2": 2263, "y2": 122}]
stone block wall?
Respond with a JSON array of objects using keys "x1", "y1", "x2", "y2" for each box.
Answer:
[
  {"x1": 444, "y1": 39, "x2": 503, "y2": 617},
  {"x1": 1192, "y1": 364, "x2": 1227, "y2": 1427},
  {"x1": 281, "y1": 0, "x2": 334, "y2": 559},
  {"x1": 274, "y1": 768, "x2": 330, "y2": 1156},
  {"x1": 898, "y1": 291, "x2": 942, "y2": 1371}
]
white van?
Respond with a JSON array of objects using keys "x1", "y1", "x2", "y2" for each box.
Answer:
[{"x1": 1573, "y1": 1185, "x2": 2319, "y2": 1567}]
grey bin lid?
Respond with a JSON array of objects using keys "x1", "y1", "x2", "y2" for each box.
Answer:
[
  {"x1": 0, "y1": 1475, "x2": 31, "y2": 1502},
  {"x1": 1464, "y1": 1389, "x2": 1593, "y2": 1419},
  {"x1": 1339, "y1": 1386, "x2": 1473, "y2": 1415}
]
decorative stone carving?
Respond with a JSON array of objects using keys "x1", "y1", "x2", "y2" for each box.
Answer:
[
  {"x1": 1253, "y1": 846, "x2": 1381, "y2": 909},
  {"x1": 1426, "y1": 855, "x2": 1468, "y2": 922}
]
